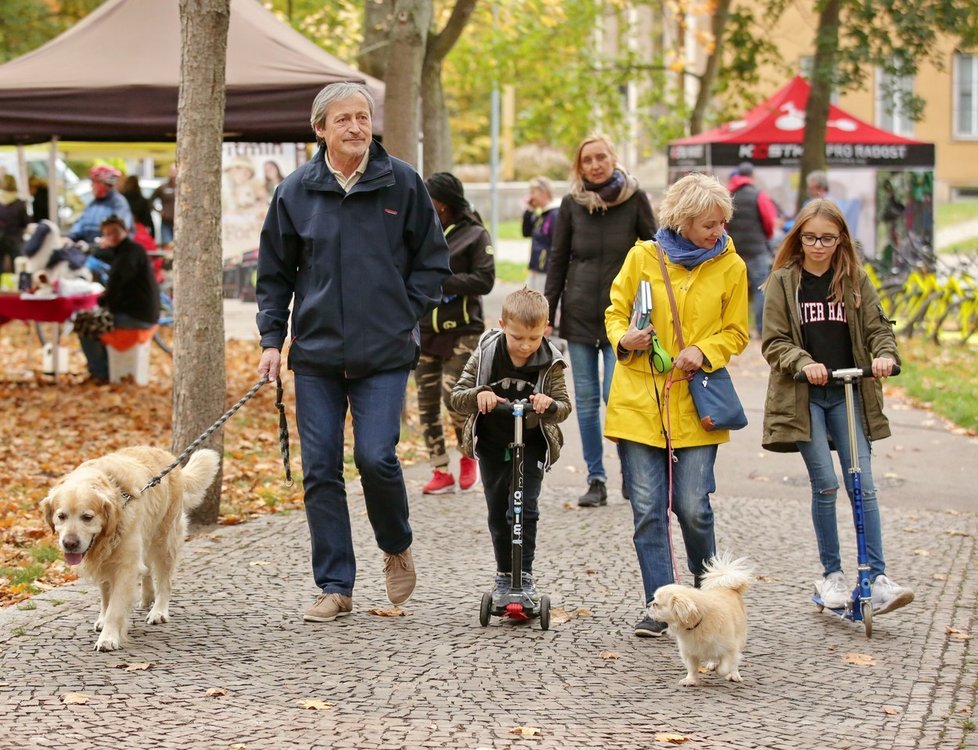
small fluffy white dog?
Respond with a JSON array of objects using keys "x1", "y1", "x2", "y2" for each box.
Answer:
[
  {"x1": 40, "y1": 446, "x2": 219, "y2": 652},
  {"x1": 650, "y1": 554, "x2": 752, "y2": 687}
]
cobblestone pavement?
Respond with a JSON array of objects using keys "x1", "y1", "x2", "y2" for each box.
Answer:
[
  {"x1": 2, "y1": 281, "x2": 975, "y2": 749},
  {"x1": 1, "y1": 473, "x2": 975, "y2": 749}
]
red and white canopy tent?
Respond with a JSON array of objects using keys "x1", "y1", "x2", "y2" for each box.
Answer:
[{"x1": 667, "y1": 77, "x2": 935, "y2": 258}]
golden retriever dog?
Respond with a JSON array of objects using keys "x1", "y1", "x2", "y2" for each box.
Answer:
[
  {"x1": 40, "y1": 446, "x2": 219, "y2": 652},
  {"x1": 650, "y1": 554, "x2": 752, "y2": 687}
]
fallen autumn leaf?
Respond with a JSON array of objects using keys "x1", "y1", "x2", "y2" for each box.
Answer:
[
  {"x1": 298, "y1": 699, "x2": 335, "y2": 710},
  {"x1": 843, "y1": 653, "x2": 877, "y2": 667}
]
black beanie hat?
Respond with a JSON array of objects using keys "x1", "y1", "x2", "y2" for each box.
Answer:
[{"x1": 425, "y1": 172, "x2": 468, "y2": 211}]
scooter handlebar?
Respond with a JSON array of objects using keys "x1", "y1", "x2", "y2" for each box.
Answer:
[
  {"x1": 491, "y1": 399, "x2": 559, "y2": 415},
  {"x1": 792, "y1": 365, "x2": 901, "y2": 383}
]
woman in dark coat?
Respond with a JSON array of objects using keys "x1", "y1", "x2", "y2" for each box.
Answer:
[{"x1": 544, "y1": 133, "x2": 656, "y2": 507}]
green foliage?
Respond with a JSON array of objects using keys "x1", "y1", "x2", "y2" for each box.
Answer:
[{"x1": 0, "y1": 0, "x2": 102, "y2": 63}]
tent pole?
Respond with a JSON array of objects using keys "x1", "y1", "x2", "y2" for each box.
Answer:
[{"x1": 48, "y1": 137, "x2": 59, "y2": 226}]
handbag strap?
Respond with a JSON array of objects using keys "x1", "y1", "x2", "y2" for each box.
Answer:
[{"x1": 655, "y1": 244, "x2": 685, "y2": 350}]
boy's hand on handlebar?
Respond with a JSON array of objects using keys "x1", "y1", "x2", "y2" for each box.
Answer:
[
  {"x1": 872, "y1": 357, "x2": 896, "y2": 380},
  {"x1": 529, "y1": 393, "x2": 554, "y2": 414},
  {"x1": 477, "y1": 390, "x2": 505, "y2": 414},
  {"x1": 801, "y1": 362, "x2": 828, "y2": 386}
]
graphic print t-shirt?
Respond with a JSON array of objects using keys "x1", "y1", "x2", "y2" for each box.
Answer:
[{"x1": 799, "y1": 268, "x2": 855, "y2": 373}]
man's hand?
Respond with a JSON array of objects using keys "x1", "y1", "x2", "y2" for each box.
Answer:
[{"x1": 258, "y1": 347, "x2": 281, "y2": 381}]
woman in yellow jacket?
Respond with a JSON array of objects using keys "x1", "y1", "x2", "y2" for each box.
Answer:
[{"x1": 604, "y1": 173, "x2": 749, "y2": 637}]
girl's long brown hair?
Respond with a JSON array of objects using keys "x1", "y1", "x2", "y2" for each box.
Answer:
[{"x1": 768, "y1": 198, "x2": 861, "y2": 308}]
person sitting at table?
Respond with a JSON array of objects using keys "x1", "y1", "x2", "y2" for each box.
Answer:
[
  {"x1": 77, "y1": 216, "x2": 159, "y2": 382},
  {"x1": 68, "y1": 166, "x2": 133, "y2": 253}
]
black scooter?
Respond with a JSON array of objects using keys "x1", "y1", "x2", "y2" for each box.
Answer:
[{"x1": 479, "y1": 399, "x2": 552, "y2": 630}]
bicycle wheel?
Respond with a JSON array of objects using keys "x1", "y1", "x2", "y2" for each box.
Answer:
[{"x1": 153, "y1": 324, "x2": 173, "y2": 355}]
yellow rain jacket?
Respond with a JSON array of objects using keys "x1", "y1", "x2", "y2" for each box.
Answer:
[{"x1": 604, "y1": 238, "x2": 749, "y2": 449}]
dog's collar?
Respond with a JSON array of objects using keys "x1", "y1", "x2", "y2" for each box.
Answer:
[{"x1": 685, "y1": 616, "x2": 703, "y2": 631}]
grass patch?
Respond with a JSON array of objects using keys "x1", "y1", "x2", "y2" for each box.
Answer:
[
  {"x1": 936, "y1": 199, "x2": 978, "y2": 228},
  {"x1": 0, "y1": 563, "x2": 46, "y2": 591},
  {"x1": 17, "y1": 601, "x2": 36, "y2": 611},
  {"x1": 495, "y1": 260, "x2": 530, "y2": 284},
  {"x1": 28, "y1": 543, "x2": 62, "y2": 565},
  {"x1": 937, "y1": 237, "x2": 978, "y2": 256},
  {"x1": 494, "y1": 219, "x2": 523, "y2": 241},
  {"x1": 895, "y1": 337, "x2": 978, "y2": 433}
]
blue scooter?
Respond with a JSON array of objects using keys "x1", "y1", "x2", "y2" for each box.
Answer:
[{"x1": 795, "y1": 364, "x2": 900, "y2": 638}]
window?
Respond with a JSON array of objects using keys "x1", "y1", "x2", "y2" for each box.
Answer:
[
  {"x1": 954, "y1": 53, "x2": 978, "y2": 139},
  {"x1": 876, "y1": 67, "x2": 914, "y2": 136}
]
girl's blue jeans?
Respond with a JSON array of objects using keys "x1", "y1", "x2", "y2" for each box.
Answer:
[{"x1": 797, "y1": 385, "x2": 886, "y2": 580}]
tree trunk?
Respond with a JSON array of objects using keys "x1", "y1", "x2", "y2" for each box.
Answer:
[
  {"x1": 797, "y1": 0, "x2": 840, "y2": 211},
  {"x1": 689, "y1": 0, "x2": 732, "y2": 135},
  {"x1": 382, "y1": 0, "x2": 432, "y2": 165},
  {"x1": 175, "y1": 0, "x2": 230, "y2": 526},
  {"x1": 420, "y1": 0, "x2": 478, "y2": 176},
  {"x1": 421, "y1": 57, "x2": 451, "y2": 175},
  {"x1": 359, "y1": 0, "x2": 394, "y2": 80}
]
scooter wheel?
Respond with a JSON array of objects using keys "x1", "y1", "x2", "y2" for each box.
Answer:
[
  {"x1": 539, "y1": 595, "x2": 550, "y2": 631},
  {"x1": 479, "y1": 591, "x2": 492, "y2": 627},
  {"x1": 861, "y1": 600, "x2": 873, "y2": 638}
]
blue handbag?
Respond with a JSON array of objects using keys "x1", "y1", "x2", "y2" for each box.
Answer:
[
  {"x1": 655, "y1": 246, "x2": 748, "y2": 432},
  {"x1": 687, "y1": 366, "x2": 748, "y2": 431}
]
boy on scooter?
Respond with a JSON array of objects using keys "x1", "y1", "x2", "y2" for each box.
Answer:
[{"x1": 450, "y1": 288, "x2": 572, "y2": 603}]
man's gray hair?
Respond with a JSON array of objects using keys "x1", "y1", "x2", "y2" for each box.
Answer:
[
  {"x1": 309, "y1": 81, "x2": 375, "y2": 136},
  {"x1": 806, "y1": 169, "x2": 829, "y2": 191}
]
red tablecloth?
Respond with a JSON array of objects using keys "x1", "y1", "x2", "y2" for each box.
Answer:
[{"x1": 0, "y1": 292, "x2": 100, "y2": 325}]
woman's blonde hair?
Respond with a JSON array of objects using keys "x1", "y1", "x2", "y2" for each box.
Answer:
[
  {"x1": 656, "y1": 173, "x2": 732, "y2": 233},
  {"x1": 769, "y1": 198, "x2": 861, "y2": 307},
  {"x1": 571, "y1": 133, "x2": 618, "y2": 181}
]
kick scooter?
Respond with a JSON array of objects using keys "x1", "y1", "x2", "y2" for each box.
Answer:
[
  {"x1": 479, "y1": 399, "x2": 553, "y2": 631},
  {"x1": 795, "y1": 364, "x2": 900, "y2": 638}
]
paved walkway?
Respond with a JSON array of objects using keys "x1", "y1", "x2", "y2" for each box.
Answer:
[{"x1": 1, "y1": 282, "x2": 976, "y2": 749}]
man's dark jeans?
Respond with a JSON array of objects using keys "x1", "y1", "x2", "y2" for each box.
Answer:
[{"x1": 294, "y1": 368, "x2": 412, "y2": 597}]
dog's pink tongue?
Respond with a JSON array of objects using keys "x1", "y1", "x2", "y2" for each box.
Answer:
[{"x1": 64, "y1": 552, "x2": 84, "y2": 566}]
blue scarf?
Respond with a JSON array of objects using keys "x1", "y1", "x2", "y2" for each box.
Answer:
[{"x1": 655, "y1": 227, "x2": 728, "y2": 269}]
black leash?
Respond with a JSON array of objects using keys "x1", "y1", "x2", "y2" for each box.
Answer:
[{"x1": 134, "y1": 376, "x2": 292, "y2": 497}]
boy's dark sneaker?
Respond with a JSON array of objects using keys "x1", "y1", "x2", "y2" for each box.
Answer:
[
  {"x1": 634, "y1": 614, "x2": 668, "y2": 637},
  {"x1": 491, "y1": 572, "x2": 512, "y2": 604},
  {"x1": 578, "y1": 480, "x2": 608, "y2": 507},
  {"x1": 520, "y1": 572, "x2": 539, "y2": 602}
]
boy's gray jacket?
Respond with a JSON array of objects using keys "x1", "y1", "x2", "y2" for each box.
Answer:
[
  {"x1": 760, "y1": 261, "x2": 899, "y2": 452},
  {"x1": 450, "y1": 328, "x2": 572, "y2": 467}
]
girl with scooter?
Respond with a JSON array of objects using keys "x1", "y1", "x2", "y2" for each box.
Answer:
[{"x1": 761, "y1": 198, "x2": 914, "y2": 618}]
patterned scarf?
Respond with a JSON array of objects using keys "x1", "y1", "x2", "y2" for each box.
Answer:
[
  {"x1": 655, "y1": 227, "x2": 729, "y2": 269},
  {"x1": 570, "y1": 168, "x2": 639, "y2": 214}
]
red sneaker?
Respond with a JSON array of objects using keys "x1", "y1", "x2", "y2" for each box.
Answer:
[
  {"x1": 422, "y1": 469, "x2": 456, "y2": 495},
  {"x1": 458, "y1": 455, "x2": 479, "y2": 491}
]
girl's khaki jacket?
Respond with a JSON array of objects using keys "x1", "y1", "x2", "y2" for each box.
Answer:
[
  {"x1": 760, "y1": 261, "x2": 900, "y2": 452},
  {"x1": 449, "y1": 329, "x2": 572, "y2": 468},
  {"x1": 604, "y1": 239, "x2": 749, "y2": 449}
]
